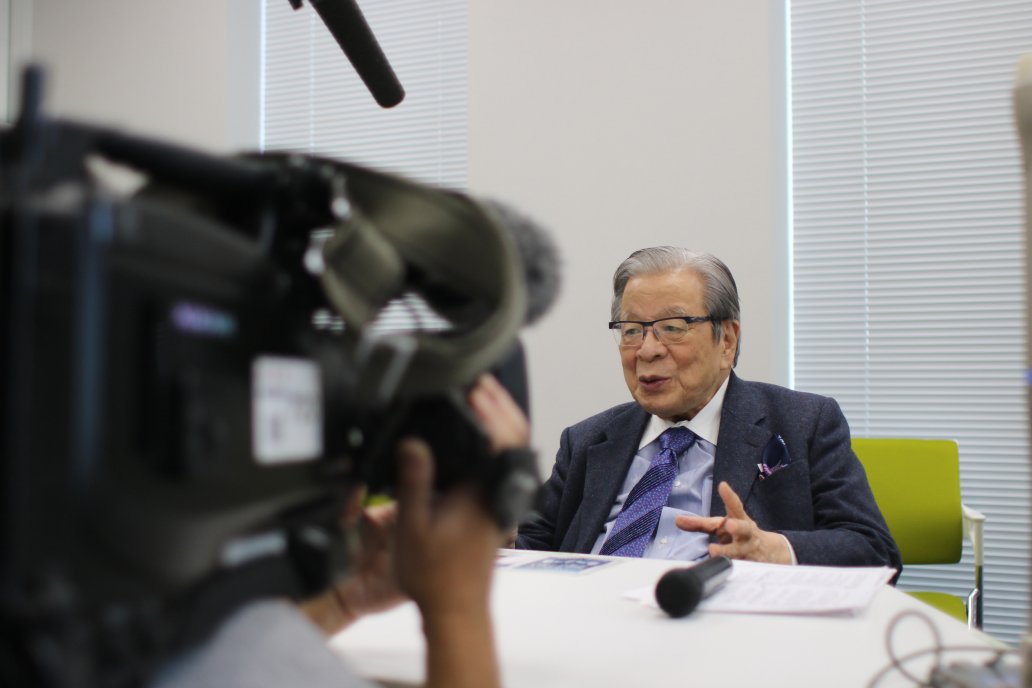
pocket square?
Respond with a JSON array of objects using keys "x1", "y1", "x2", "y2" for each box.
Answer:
[{"x1": 757, "y1": 433, "x2": 790, "y2": 480}]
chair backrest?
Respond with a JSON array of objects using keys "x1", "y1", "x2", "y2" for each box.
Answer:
[{"x1": 851, "y1": 438, "x2": 963, "y2": 565}]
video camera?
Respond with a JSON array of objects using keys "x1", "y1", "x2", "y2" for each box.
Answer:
[{"x1": 0, "y1": 68, "x2": 550, "y2": 688}]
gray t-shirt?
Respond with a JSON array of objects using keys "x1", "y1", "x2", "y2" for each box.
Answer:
[{"x1": 151, "y1": 599, "x2": 373, "y2": 688}]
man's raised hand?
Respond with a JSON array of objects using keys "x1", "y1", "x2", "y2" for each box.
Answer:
[{"x1": 674, "y1": 481, "x2": 793, "y2": 565}]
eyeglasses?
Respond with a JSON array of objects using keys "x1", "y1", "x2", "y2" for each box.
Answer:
[{"x1": 609, "y1": 316, "x2": 716, "y2": 347}]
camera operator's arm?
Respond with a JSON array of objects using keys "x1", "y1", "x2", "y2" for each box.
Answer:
[
  {"x1": 300, "y1": 500, "x2": 402, "y2": 635},
  {"x1": 473, "y1": 374, "x2": 527, "y2": 548},
  {"x1": 395, "y1": 374, "x2": 527, "y2": 688},
  {"x1": 395, "y1": 439, "x2": 501, "y2": 688},
  {"x1": 302, "y1": 375, "x2": 528, "y2": 639}
]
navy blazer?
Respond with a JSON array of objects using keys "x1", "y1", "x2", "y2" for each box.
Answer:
[{"x1": 517, "y1": 372, "x2": 902, "y2": 572}]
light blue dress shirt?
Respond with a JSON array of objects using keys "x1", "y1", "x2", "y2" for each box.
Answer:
[
  {"x1": 589, "y1": 376, "x2": 729, "y2": 561},
  {"x1": 589, "y1": 435, "x2": 715, "y2": 560}
]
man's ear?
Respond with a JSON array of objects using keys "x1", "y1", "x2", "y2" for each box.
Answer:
[{"x1": 721, "y1": 320, "x2": 741, "y2": 369}]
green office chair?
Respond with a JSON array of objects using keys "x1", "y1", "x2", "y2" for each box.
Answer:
[{"x1": 851, "y1": 439, "x2": 985, "y2": 629}]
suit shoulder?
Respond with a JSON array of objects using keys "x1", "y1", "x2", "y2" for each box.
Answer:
[
  {"x1": 734, "y1": 377, "x2": 837, "y2": 411},
  {"x1": 565, "y1": 402, "x2": 643, "y2": 440}
]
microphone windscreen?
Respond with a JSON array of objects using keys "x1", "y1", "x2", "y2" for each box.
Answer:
[
  {"x1": 481, "y1": 200, "x2": 562, "y2": 326},
  {"x1": 655, "y1": 568, "x2": 704, "y2": 618}
]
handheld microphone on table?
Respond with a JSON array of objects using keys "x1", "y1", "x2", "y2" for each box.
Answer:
[{"x1": 655, "y1": 556, "x2": 733, "y2": 618}]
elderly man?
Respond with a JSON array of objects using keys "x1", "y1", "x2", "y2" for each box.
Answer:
[{"x1": 517, "y1": 247, "x2": 900, "y2": 569}]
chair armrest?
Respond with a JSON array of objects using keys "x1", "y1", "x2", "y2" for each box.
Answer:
[{"x1": 961, "y1": 503, "x2": 986, "y2": 566}]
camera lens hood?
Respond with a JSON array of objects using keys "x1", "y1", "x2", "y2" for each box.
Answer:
[{"x1": 317, "y1": 160, "x2": 528, "y2": 403}]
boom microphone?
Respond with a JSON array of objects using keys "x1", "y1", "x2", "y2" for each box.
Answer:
[
  {"x1": 301, "y1": 0, "x2": 405, "y2": 108},
  {"x1": 655, "y1": 556, "x2": 733, "y2": 618}
]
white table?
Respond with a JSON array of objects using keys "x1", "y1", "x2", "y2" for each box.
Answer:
[{"x1": 330, "y1": 552, "x2": 1007, "y2": 688}]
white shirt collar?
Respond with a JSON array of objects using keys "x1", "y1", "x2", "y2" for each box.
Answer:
[{"x1": 637, "y1": 374, "x2": 730, "y2": 450}]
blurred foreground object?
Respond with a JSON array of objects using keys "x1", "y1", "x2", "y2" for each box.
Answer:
[{"x1": 0, "y1": 66, "x2": 558, "y2": 687}]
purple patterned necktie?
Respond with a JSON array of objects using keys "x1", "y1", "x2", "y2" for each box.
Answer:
[{"x1": 599, "y1": 426, "x2": 698, "y2": 557}]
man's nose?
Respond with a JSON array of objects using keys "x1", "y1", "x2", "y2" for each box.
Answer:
[{"x1": 637, "y1": 327, "x2": 668, "y2": 359}]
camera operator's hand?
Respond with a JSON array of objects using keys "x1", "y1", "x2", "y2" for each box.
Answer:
[
  {"x1": 395, "y1": 439, "x2": 501, "y2": 688},
  {"x1": 469, "y1": 373, "x2": 530, "y2": 453},
  {"x1": 336, "y1": 502, "x2": 404, "y2": 614},
  {"x1": 471, "y1": 373, "x2": 529, "y2": 550},
  {"x1": 395, "y1": 438, "x2": 501, "y2": 611},
  {"x1": 300, "y1": 499, "x2": 405, "y2": 636},
  {"x1": 392, "y1": 374, "x2": 524, "y2": 688}
]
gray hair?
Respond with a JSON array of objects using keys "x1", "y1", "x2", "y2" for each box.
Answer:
[{"x1": 611, "y1": 246, "x2": 741, "y2": 367}]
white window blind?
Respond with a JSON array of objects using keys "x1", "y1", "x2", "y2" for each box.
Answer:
[
  {"x1": 791, "y1": 0, "x2": 1032, "y2": 642},
  {"x1": 262, "y1": 0, "x2": 467, "y2": 189}
]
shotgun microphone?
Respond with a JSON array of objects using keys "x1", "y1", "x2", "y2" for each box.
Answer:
[
  {"x1": 655, "y1": 556, "x2": 733, "y2": 618},
  {"x1": 302, "y1": 0, "x2": 405, "y2": 108}
]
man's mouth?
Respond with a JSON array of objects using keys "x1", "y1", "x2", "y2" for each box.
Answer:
[{"x1": 638, "y1": 375, "x2": 669, "y2": 391}]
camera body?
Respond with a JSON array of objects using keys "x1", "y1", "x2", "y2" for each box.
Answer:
[
  {"x1": 1, "y1": 156, "x2": 353, "y2": 688},
  {"x1": 0, "y1": 70, "x2": 539, "y2": 687}
]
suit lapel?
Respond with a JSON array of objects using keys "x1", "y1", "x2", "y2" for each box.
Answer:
[
  {"x1": 573, "y1": 404, "x2": 650, "y2": 553},
  {"x1": 710, "y1": 373, "x2": 774, "y2": 517}
]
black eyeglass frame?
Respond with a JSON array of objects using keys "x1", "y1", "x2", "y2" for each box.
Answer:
[{"x1": 608, "y1": 316, "x2": 718, "y2": 346}]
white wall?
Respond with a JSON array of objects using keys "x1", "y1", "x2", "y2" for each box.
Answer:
[
  {"x1": 24, "y1": 0, "x2": 260, "y2": 152},
  {"x1": 466, "y1": 1, "x2": 788, "y2": 470},
  {"x1": 22, "y1": 0, "x2": 788, "y2": 473}
]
